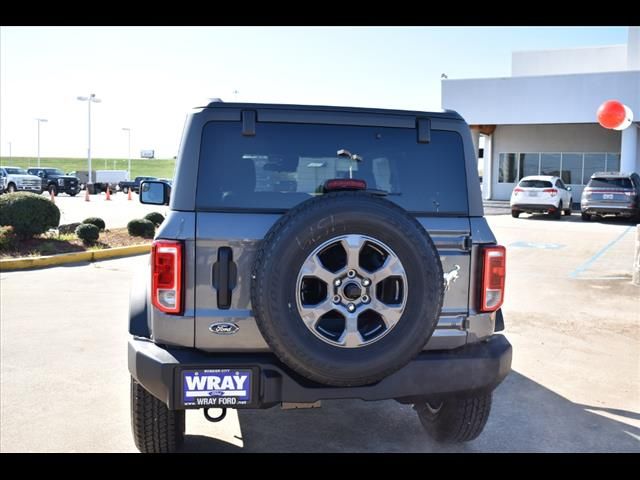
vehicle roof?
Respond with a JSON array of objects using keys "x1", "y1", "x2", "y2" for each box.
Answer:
[
  {"x1": 518, "y1": 175, "x2": 559, "y2": 182},
  {"x1": 1, "y1": 166, "x2": 26, "y2": 169},
  {"x1": 589, "y1": 171, "x2": 634, "y2": 178},
  {"x1": 201, "y1": 101, "x2": 463, "y2": 121}
]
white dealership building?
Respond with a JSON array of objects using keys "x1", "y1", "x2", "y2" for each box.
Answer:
[{"x1": 442, "y1": 27, "x2": 640, "y2": 201}]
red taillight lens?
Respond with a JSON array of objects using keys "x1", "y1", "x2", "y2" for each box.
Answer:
[
  {"x1": 480, "y1": 245, "x2": 506, "y2": 312},
  {"x1": 513, "y1": 187, "x2": 523, "y2": 194},
  {"x1": 543, "y1": 188, "x2": 558, "y2": 196},
  {"x1": 151, "y1": 240, "x2": 183, "y2": 314}
]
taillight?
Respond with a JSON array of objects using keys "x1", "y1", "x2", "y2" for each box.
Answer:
[
  {"x1": 151, "y1": 240, "x2": 183, "y2": 315},
  {"x1": 513, "y1": 187, "x2": 523, "y2": 195},
  {"x1": 480, "y1": 245, "x2": 506, "y2": 312},
  {"x1": 543, "y1": 188, "x2": 557, "y2": 197}
]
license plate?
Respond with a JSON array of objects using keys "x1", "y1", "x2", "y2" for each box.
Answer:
[
  {"x1": 528, "y1": 191, "x2": 538, "y2": 197},
  {"x1": 603, "y1": 194, "x2": 613, "y2": 200},
  {"x1": 182, "y1": 369, "x2": 252, "y2": 407}
]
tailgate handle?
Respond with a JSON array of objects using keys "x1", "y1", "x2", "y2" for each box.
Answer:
[{"x1": 212, "y1": 247, "x2": 237, "y2": 309}]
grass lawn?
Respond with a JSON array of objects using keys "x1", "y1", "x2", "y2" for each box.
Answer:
[
  {"x1": 0, "y1": 157, "x2": 176, "y2": 179},
  {"x1": 0, "y1": 227, "x2": 152, "y2": 258}
]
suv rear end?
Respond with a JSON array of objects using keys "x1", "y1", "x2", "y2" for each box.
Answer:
[
  {"x1": 128, "y1": 102, "x2": 512, "y2": 452},
  {"x1": 581, "y1": 172, "x2": 640, "y2": 221},
  {"x1": 510, "y1": 175, "x2": 572, "y2": 219}
]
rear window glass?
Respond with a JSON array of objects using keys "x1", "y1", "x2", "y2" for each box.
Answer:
[
  {"x1": 588, "y1": 177, "x2": 632, "y2": 189},
  {"x1": 519, "y1": 180, "x2": 552, "y2": 188},
  {"x1": 196, "y1": 122, "x2": 468, "y2": 214}
]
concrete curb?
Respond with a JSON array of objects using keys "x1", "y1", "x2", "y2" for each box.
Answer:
[{"x1": 0, "y1": 244, "x2": 151, "y2": 271}]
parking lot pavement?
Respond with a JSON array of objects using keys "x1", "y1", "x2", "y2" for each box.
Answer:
[
  {"x1": 1, "y1": 215, "x2": 638, "y2": 452},
  {"x1": 50, "y1": 191, "x2": 169, "y2": 229}
]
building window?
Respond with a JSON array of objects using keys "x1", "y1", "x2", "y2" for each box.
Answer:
[
  {"x1": 560, "y1": 153, "x2": 582, "y2": 185},
  {"x1": 518, "y1": 153, "x2": 540, "y2": 179},
  {"x1": 498, "y1": 153, "x2": 517, "y2": 183},
  {"x1": 499, "y1": 151, "x2": 621, "y2": 185},
  {"x1": 583, "y1": 153, "x2": 606, "y2": 184},
  {"x1": 606, "y1": 153, "x2": 621, "y2": 172},
  {"x1": 540, "y1": 153, "x2": 561, "y2": 177}
]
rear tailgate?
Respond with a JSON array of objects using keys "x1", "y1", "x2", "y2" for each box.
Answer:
[{"x1": 193, "y1": 213, "x2": 473, "y2": 351}]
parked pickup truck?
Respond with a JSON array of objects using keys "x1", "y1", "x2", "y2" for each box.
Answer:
[
  {"x1": 119, "y1": 176, "x2": 157, "y2": 194},
  {"x1": 27, "y1": 167, "x2": 80, "y2": 196},
  {"x1": 0, "y1": 166, "x2": 43, "y2": 194}
]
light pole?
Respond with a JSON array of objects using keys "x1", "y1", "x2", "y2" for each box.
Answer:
[
  {"x1": 77, "y1": 93, "x2": 101, "y2": 185},
  {"x1": 35, "y1": 118, "x2": 48, "y2": 167},
  {"x1": 8, "y1": 142, "x2": 11, "y2": 162},
  {"x1": 122, "y1": 127, "x2": 131, "y2": 180}
]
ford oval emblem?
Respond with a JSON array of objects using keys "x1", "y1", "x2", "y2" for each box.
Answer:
[{"x1": 209, "y1": 322, "x2": 239, "y2": 335}]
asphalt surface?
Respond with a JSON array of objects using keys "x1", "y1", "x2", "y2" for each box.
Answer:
[{"x1": 1, "y1": 214, "x2": 638, "y2": 452}]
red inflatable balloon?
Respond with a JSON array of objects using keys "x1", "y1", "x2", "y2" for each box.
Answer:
[{"x1": 597, "y1": 100, "x2": 626, "y2": 129}]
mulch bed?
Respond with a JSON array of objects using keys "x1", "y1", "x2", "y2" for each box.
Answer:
[{"x1": 0, "y1": 227, "x2": 151, "y2": 258}]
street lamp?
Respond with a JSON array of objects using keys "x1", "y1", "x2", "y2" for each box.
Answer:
[
  {"x1": 35, "y1": 118, "x2": 48, "y2": 167},
  {"x1": 77, "y1": 93, "x2": 101, "y2": 185},
  {"x1": 122, "y1": 128, "x2": 131, "y2": 180}
]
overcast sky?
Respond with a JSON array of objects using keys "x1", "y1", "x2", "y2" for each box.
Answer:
[{"x1": 0, "y1": 26, "x2": 628, "y2": 159}]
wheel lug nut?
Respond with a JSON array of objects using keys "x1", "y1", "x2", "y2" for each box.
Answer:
[
  {"x1": 347, "y1": 303, "x2": 356, "y2": 312},
  {"x1": 361, "y1": 295, "x2": 370, "y2": 303},
  {"x1": 334, "y1": 278, "x2": 342, "y2": 287},
  {"x1": 347, "y1": 270, "x2": 356, "y2": 278},
  {"x1": 332, "y1": 295, "x2": 341, "y2": 304},
  {"x1": 362, "y1": 278, "x2": 371, "y2": 287}
]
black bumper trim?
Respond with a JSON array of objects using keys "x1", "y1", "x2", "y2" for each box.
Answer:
[
  {"x1": 129, "y1": 335, "x2": 512, "y2": 409},
  {"x1": 512, "y1": 204, "x2": 557, "y2": 212}
]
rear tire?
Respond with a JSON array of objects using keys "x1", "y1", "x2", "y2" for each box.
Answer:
[
  {"x1": 122, "y1": 186, "x2": 129, "y2": 194},
  {"x1": 581, "y1": 213, "x2": 591, "y2": 222},
  {"x1": 48, "y1": 185, "x2": 57, "y2": 196},
  {"x1": 415, "y1": 393, "x2": 492, "y2": 443},
  {"x1": 511, "y1": 210, "x2": 520, "y2": 218},
  {"x1": 131, "y1": 377, "x2": 185, "y2": 453},
  {"x1": 552, "y1": 202, "x2": 562, "y2": 220}
]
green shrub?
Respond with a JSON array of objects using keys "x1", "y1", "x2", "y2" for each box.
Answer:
[
  {"x1": 127, "y1": 219, "x2": 155, "y2": 239},
  {"x1": 144, "y1": 211, "x2": 165, "y2": 227},
  {"x1": 75, "y1": 223, "x2": 100, "y2": 244},
  {"x1": 0, "y1": 225, "x2": 18, "y2": 251},
  {"x1": 0, "y1": 192, "x2": 60, "y2": 238},
  {"x1": 82, "y1": 217, "x2": 105, "y2": 231},
  {"x1": 58, "y1": 222, "x2": 82, "y2": 235}
]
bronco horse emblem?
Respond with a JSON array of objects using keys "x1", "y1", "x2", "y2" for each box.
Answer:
[{"x1": 443, "y1": 265, "x2": 461, "y2": 291}]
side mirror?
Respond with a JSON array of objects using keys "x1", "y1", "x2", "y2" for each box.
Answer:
[{"x1": 140, "y1": 180, "x2": 170, "y2": 206}]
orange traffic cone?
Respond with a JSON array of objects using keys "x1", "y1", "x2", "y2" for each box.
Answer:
[
  {"x1": 127, "y1": 189, "x2": 132, "y2": 201},
  {"x1": 85, "y1": 186, "x2": 90, "y2": 202},
  {"x1": 49, "y1": 188, "x2": 55, "y2": 204},
  {"x1": 105, "y1": 186, "x2": 111, "y2": 201}
]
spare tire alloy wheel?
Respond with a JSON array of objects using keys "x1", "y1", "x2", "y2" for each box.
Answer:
[
  {"x1": 296, "y1": 234, "x2": 407, "y2": 348},
  {"x1": 251, "y1": 192, "x2": 444, "y2": 387}
]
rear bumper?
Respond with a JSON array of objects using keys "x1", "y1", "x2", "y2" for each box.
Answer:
[
  {"x1": 128, "y1": 334, "x2": 512, "y2": 410},
  {"x1": 511, "y1": 203, "x2": 557, "y2": 213},
  {"x1": 581, "y1": 204, "x2": 638, "y2": 216}
]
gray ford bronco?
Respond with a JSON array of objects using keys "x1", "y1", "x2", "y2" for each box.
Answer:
[{"x1": 130, "y1": 101, "x2": 512, "y2": 452}]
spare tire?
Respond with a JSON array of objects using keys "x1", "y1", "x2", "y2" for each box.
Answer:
[{"x1": 251, "y1": 191, "x2": 444, "y2": 387}]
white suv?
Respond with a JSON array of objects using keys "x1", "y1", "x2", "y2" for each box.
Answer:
[{"x1": 510, "y1": 175, "x2": 573, "y2": 220}]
